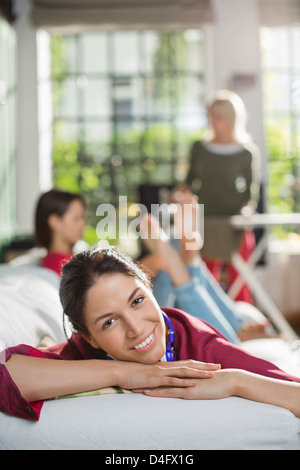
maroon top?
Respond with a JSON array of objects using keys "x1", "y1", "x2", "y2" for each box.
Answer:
[
  {"x1": 41, "y1": 252, "x2": 73, "y2": 276},
  {"x1": 1, "y1": 308, "x2": 299, "y2": 421}
]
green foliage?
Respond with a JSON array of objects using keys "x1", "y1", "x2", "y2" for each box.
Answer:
[
  {"x1": 264, "y1": 118, "x2": 300, "y2": 237},
  {"x1": 152, "y1": 32, "x2": 188, "y2": 107},
  {"x1": 264, "y1": 118, "x2": 298, "y2": 213}
]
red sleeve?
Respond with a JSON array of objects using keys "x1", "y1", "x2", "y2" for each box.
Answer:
[
  {"x1": 201, "y1": 333, "x2": 300, "y2": 382},
  {"x1": 0, "y1": 344, "x2": 63, "y2": 421},
  {"x1": 166, "y1": 308, "x2": 300, "y2": 383}
]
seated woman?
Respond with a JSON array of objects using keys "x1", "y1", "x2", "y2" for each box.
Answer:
[
  {"x1": 34, "y1": 189, "x2": 87, "y2": 276},
  {"x1": 139, "y1": 200, "x2": 273, "y2": 345},
  {"x1": 1, "y1": 246, "x2": 300, "y2": 422}
]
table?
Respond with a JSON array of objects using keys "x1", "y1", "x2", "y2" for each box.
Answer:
[{"x1": 228, "y1": 213, "x2": 300, "y2": 342}]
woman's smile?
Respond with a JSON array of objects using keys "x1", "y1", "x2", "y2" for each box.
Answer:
[{"x1": 130, "y1": 329, "x2": 156, "y2": 352}]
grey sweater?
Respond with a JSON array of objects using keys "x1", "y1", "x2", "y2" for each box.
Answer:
[{"x1": 186, "y1": 140, "x2": 261, "y2": 217}]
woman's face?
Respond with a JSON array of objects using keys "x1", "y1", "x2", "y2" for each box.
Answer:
[
  {"x1": 83, "y1": 273, "x2": 167, "y2": 364},
  {"x1": 52, "y1": 199, "x2": 86, "y2": 246},
  {"x1": 209, "y1": 111, "x2": 232, "y2": 138}
]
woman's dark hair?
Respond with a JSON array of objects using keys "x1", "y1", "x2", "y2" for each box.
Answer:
[
  {"x1": 35, "y1": 189, "x2": 86, "y2": 249},
  {"x1": 59, "y1": 246, "x2": 152, "y2": 338}
]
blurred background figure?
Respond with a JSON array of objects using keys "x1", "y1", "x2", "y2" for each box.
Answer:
[
  {"x1": 35, "y1": 189, "x2": 87, "y2": 276},
  {"x1": 185, "y1": 89, "x2": 261, "y2": 303}
]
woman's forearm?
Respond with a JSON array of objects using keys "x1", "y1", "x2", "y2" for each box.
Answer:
[
  {"x1": 5, "y1": 355, "x2": 118, "y2": 402},
  {"x1": 235, "y1": 370, "x2": 300, "y2": 418},
  {"x1": 5, "y1": 355, "x2": 220, "y2": 403},
  {"x1": 140, "y1": 368, "x2": 300, "y2": 418}
]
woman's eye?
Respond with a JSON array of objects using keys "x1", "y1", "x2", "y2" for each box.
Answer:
[
  {"x1": 103, "y1": 318, "x2": 116, "y2": 329},
  {"x1": 132, "y1": 296, "x2": 144, "y2": 307}
]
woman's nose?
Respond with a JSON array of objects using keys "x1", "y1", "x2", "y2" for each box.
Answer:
[{"x1": 125, "y1": 315, "x2": 144, "y2": 338}]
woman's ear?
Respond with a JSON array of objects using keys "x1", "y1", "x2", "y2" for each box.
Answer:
[
  {"x1": 80, "y1": 332, "x2": 100, "y2": 350},
  {"x1": 48, "y1": 213, "x2": 61, "y2": 232}
]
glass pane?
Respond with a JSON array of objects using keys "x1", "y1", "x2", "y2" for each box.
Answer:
[
  {"x1": 168, "y1": 32, "x2": 190, "y2": 72},
  {"x1": 53, "y1": 121, "x2": 79, "y2": 143},
  {"x1": 144, "y1": 76, "x2": 172, "y2": 119},
  {"x1": 83, "y1": 78, "x2": 110, "y2": 117},
  {"x1": 261, "y1": 28, "x2": 290, "y2": 68},
  {"x1": 83, "y1": 122, "x2": 112, "y2": 160},
  {"x1": 176, "y1": 77, "x2": 205, "y2": 113},
  {"x1": 291, "y1": 28, "x2": 300, "y2": 68},
  {"x1": 143, "y1": 31, "x2": 160, "y2": 74},
  {"x1": 114, "y1": 163, "x2": 143, "y2": 197},
  {"x1": 142, "y1": 123, "x2": 173, "y2": 161},
  {"x1": 111, "y1": 77, "x2": 144, "y2": 117},
  {"x1": 113, "y1": 32, "x2": 139, "y2": 74},
  {"x1": 81, "y1": 33, "x2": 107, "y2": 73},
  {"x1": 51, "y1": 35, "x2": 77, "y2": 76},
  {"x1": 291, "y1": 77, "x2": 300, "y2": 114},
  {"x1": 113, "y1": 121, "x2": 142, "y2": 161},
  {"x1": 185, "y1": 29, "x2": 205, "y2": 72},
  {"x1": 53, "y1": 78, "x2": 77, "y2": 116},
  {"x1": 263, "y1": 72, "x2": 291, "y2": 113},
  {"x1": 147, "y1": 162, "x2": 173, "y2": 184}
]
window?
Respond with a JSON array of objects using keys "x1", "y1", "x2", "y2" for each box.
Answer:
[
  {"x1": 260, "y1": 26, "x2": 300, "y2": 214},
  {"x1": 0, "y1": 16, "x2": 16, "y2": 254},
  {"x1": 50, "y1": 29, "x2": 207, "y2": 242}
]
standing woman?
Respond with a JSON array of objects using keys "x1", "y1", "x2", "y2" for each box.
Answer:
[
  {"x1": 186, "y1": 90, "x2": 261, "y2": 303},
  {"x1": 35, "y1": 189, "x2": 87, "y2": 276}
]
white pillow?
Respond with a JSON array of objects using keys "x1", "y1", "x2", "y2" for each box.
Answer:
[{"x1": 0, "y1": 265, "x2": 65, "y2": 347}]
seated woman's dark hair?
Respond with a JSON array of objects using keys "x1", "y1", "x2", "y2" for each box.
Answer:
[
  {"x1": 60, "y1": 246, "x2": 152, "y2": 338},
  {"x1": 35, "y1": 189, "x2": 86, "y2": 249}
]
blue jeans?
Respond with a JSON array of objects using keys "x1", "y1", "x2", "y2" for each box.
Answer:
[{"x1": 152, "y1": 259, "x2": 243, "y2": 344}]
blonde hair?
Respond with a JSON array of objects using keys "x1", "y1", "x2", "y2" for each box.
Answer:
[{"x1": 205, "y1": 90, "x2": 251, "y2": 144}]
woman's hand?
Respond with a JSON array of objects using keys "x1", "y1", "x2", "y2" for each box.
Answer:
[
  {"x1": 114, "y1": 359, "x2": 221, "y2": 392},
  {"x1": 133, "y1": 367, "x2": 300, "y2": 419},
  {"x1": 133, "y1": 369, "x2": 236, "y2": 400}
]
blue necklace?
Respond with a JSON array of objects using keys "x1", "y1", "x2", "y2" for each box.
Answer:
[{"x1": 161, "y1": 311, "x2": 176, "y2": 362}]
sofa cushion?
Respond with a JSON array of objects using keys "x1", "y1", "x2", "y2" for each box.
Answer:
[
  {"x1": 0, "y1": 394, "x2": 299, "y2": 450},
  {"x1": 0, "y1": 265, "x2": 65, "y2": 348}
]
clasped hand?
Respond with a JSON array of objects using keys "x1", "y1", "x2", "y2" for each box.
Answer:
[{"x1": 117, "y1": 359, "x2": 236, "y2": 400}]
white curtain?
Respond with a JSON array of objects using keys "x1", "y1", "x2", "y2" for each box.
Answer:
[{"x1": 31, "y1": 0, "x2": 214, "y2": 32}]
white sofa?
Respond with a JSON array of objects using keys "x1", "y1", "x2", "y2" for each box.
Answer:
[{"x1": 0, "y1": 262, "x2": 300, "y2": 450}]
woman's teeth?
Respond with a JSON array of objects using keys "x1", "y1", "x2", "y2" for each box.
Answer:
[{"x1": 134, "y1": 333, "x2": 154, "y2": 349}]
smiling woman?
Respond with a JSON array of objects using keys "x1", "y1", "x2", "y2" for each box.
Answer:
[
  {"x1": 59, "y1": 247, "x2": 300, "y2": 408},
  {"x1": 2, "y1": 246, "x2": 300, "y2": 422}
]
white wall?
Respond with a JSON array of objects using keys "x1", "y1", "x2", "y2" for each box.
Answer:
[
  {"x1": 14, "y1": 0, "x2": 40, "y2": 236},
  {"x1": 212, "y1": 0, "x2": 266, "y2": 166}
]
